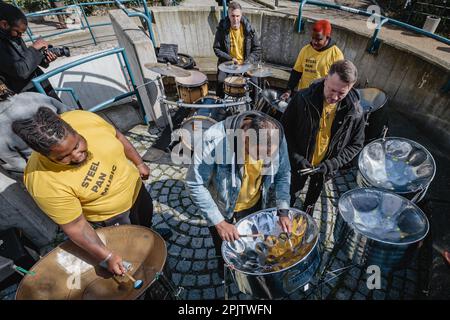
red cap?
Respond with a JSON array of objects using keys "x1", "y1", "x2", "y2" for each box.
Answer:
[{"x1": 312, "y1": 20, "x2": 332, "y2": 37}]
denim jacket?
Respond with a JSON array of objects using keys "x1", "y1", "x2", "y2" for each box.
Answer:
[{"x1": 185, "y1": 113, "x2": 291, "y2": 226}]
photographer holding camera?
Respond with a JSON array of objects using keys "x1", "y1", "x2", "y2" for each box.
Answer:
[{"x1": 0, "y1": 2, "x2": 63, "y2": 100}]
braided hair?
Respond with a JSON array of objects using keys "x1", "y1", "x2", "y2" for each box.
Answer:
[{"x1": 12, "y1": 107, "x2": 75, "y2": 156}]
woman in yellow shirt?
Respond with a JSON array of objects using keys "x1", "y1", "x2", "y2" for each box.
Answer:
[{"x1": 281, "y1": 20, "x2": 344, "y2": 101}]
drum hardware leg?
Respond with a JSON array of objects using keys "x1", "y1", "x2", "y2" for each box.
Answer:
[
  {"x1": 381, "y1": 126, "x2": 388, "y2": 140},
  {"x1": 157, "y1": 270, "x2": 184, "y2": 300}
]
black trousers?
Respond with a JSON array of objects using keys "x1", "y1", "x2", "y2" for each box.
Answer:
[
  {"x1": 92, "y1": 183, "x2": 153, "y2": 228},
  {"x1": 290, "y1": 171, "x2": 325, "y2": 211},
  {"x1": 153, "y1": 107, "x2": 191, "y2": 151},
  {"x1": 208, "y1": 198, "x2": 262, "y2": 259}
]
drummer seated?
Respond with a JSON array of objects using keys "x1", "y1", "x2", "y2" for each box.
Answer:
[
  {"x1": 213, "y1": 1, "x2": 261, "y2": 98},
  {"x1": 280, "y1": 20, "x2": 344, "y2": 102},
  {"x1": 12, "y1": 108, "x2": 172, "y2": 276},
  {"x1": 185, "y1": 111, "x2": 292, "y2": 277},
  {"x1": 281, "y1": 60, "x2": 365, "y2": 211}
]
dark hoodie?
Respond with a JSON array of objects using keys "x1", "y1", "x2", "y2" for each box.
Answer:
[
  {"x1": 286, "y1": 39, "x2": 339, "y2": 92},
  {"x1": 0, "y1": 28, "x2": 49, "y2": 93},
  {"x1": 213, "y1": 15, "x2": 262, "y2": 65},
  {"x1": 280, "y1": 79, "x2": 365, "y2": 176}
]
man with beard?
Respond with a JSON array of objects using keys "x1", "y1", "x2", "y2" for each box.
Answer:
[{"x1": 12, "y1": 108, "x2": 171, "y2": 276}]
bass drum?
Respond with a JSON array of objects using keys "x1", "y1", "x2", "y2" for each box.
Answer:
[{"x1": 178, "y1": 96, "x2": 228, "y2": 150}]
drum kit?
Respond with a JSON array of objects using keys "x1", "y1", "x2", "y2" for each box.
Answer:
[
  {"x1": 15, "y1": 225, "x2": 182, "y2": 300},
  {"x1": 144, "y1": 60, "x2": 283, "y2": 150}
]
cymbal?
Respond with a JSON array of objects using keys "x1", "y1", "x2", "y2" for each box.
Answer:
[
  {"x1": 218, "y1": 61, "x2": 251, "y2": 74},
  {"x1": 247, "y1": 65, "x2": 273, "y2": 78},
  {"x1": 15, "y1": 225, "x2": 167, "y2": 300},
  {"x1": 175, "y1": 70, "x2": 207, "y2": 86},
  {"x1": 144, "y1": 62, "x2": 191, "y2": 77}
]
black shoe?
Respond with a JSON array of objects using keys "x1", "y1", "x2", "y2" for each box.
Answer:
[{"x1": 155, "y1": 227, "x2": 173, "y2": 241}]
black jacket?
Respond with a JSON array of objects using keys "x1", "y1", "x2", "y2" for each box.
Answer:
[
  {"x1": 213, "y1": 16, "x2": 262, "y2": 65},
  {"x1": 281, "y1": 79, "x2": 365, "y2": 176},
  {"x1": 0, "y1": 30, "x2": 49, "y2": 93},
  {"x1": 286, "y1": 39, "x2": 339, "y2": 92}
]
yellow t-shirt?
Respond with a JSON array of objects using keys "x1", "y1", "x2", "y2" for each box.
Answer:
[
  {"x1": 293, "y1": 44, "x2": 344, "y2": 89},
  {"x1": 234, "y1": 156, "x2": 264, "y2": 212},
  {"x1": 23, "y1": 110, "x2": 142, "y2": 225},
  {"x1": 229, "y1": 25, "x2": 245, "y2": 64},
  {"x1": 311, "y1": 101, "x2": 338, "y2": 166}
]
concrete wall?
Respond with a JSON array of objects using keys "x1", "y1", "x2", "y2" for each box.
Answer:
[
  {"x1": 110, "y1": 10, "x2": 167, "y2": 126},
  {"x1": 47, "y1": 50, "x2": 132, "y2": 110},
  {"x1": 0, "y1": 170, "x2": 57, "y2": 248},
  {"x1": 149, "y1": 6, "x2": 450, "y2": 150}
]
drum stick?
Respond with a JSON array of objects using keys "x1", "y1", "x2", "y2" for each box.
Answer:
[
  {"x1": 124, "y1": 272, "x2": 143, "y2": 289},
  {"x1": 239, "y1": 233, "x2": 264, "y2": 238}
]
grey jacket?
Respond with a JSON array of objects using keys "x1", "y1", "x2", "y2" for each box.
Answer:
[
  {"x1": 0, "y1": 92, "x2": 73, "y2": 173},
  {"x1": 185, "y1": 112, "x2": 291, "y2": 226}
]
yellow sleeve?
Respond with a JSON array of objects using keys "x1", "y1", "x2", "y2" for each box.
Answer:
[
  {"x1": 334, "y1": 47, "x2": 344, "y2": 62},
  {"x1": 293, "y1": 46, "x2": 307, "y2": 73},
  {"x1": 32, "y1": 194, "x2": 83, "y2": 225},
  {"x1": 82, "y1": 111, "x2": 116, "y2": 135}
]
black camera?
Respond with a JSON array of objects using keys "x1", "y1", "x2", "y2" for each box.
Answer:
[{"x1": 40, "y1": 45, "x2": 71, "y2": 68}]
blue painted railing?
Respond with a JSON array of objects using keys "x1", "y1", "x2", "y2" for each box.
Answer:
[
  {"x1": 294, "y1": 0, "x2": 450, "y2": 53},
  {"x1": 32, "y1": 48, "x2": 147, "y2": 123},
  {"x1": 13, "y1": 0, "x2": 154, "y2": 47}
]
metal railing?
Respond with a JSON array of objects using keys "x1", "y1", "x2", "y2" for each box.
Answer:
[
  {"x1": 294, "y1": 0, "x2": 450, "y2": 54},
  {"x1": 31, "y1": 47, "x2": 147, "y2": 122},
  {"x1": 12, "y1": 0, "x2": 154, "y2": 46}
]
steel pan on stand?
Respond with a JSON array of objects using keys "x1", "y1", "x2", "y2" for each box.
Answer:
[
  {"x1": 357, "y1": 137, "x2": 436, "y2": 203},
  {"x1": 334, "y1": 188, "x2": 429, "y2": 273},
  {"x1": 15, "y1": 225, "x2": 181, "y2": 300},
  {"x1": 221, "y1": 208, "x2": 320, "y2": 299}
]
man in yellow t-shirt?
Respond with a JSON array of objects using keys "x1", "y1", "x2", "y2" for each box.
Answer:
[
  {"x1": 281, "y1": 60, "x2": 365, "y2": 211},
  {"x1": 281, "y1": 20, "x2": 344, "y2": 101},
  {"x1": 213, "y1": 1, "x2": 261, "y2": 98},
  {"x1": 12, "y1": 108, "x2": 171, "y2": 276}
]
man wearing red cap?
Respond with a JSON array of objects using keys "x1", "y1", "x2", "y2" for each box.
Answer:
[{"x1": 281, "y1": 20, "x2": 344, "y2": 101}]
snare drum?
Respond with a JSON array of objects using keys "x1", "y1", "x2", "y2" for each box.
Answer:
[
  {"x1": 178, "y1": 96, "x2": 228, "y2": 150},
  {"x1": 224, "y1": 76, "x2": 246, "y2": 98},
  {"x1": 175, "y1": 70, "x2": 208, "y2": 104}
]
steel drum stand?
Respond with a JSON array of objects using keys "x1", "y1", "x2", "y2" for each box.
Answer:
[{"x1": 300, "y1": 226, "x2": 357, "y2": 299}]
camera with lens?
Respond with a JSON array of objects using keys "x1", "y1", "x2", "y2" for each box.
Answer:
[{"x1": 40, "y1": 45, "x2": 71, "y2": 68}]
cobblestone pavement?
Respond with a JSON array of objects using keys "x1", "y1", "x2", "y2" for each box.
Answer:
[{"x1": 126, "y1": 124, "x2": 423, "y2": 300}]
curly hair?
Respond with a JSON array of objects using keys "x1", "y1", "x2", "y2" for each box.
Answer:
[
  {"x1": 0, "y1": 2, "x2": 27, "y2": 27},
  {"x1": 12, "y1": 107, "x2": 75, "y2": 156}
]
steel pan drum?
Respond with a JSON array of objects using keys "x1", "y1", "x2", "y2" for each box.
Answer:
[
  {"x1": 16, "y1": 225, "x2": 167, "y2": 300},
  {"x1": 254, "y1": 89, "x2": 288, "y2": 121},
  {"x1": 358, "y1": 137, "x2": 436, "y2": 202},
  {"x1": 222, "y1": 208, "x2": 320, "y2": 299},
  {"x1": 335, "y1": 188, "x2": 429, "y2": 272},
  {"x1": 357, "y1": 88, "x2": 388, "y2": 143}
]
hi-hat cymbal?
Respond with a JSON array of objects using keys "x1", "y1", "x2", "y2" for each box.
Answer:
[
  {"x1": 144, "y1": 62, "x2": 191, "y2": 77},
  {"x1": 218, "y1": 61, "x2": 251, "y2": 74},
  {"x1": 247, "y1": 65, "x2": 273, "y2": 78}
]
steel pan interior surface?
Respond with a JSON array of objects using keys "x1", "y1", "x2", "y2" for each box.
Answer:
[
  {"x1": 222, "y1": 208, "x2": 319, "y2": 275},
  {"x1": 358, "y1": 137, "x2": 436, "y2": 194},
  {"x1": 338, "y1": 188, "x2": 429, "y2": 245},
  {"x1": 15, "y1": 225, "x2": 167, "y2": 300}
]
